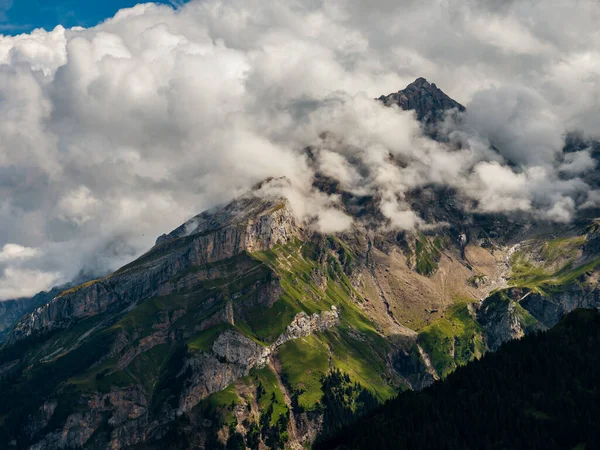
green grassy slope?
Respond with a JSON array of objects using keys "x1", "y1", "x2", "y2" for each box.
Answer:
[
  {"x1": 319, "y1": 309, "x2": 600, "y2": 450},
  {"x1": 0, "y1": 236, "x2": 402, "y2": 448}
]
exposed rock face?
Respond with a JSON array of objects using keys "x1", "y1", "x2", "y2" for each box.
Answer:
[
  {"x1": 521, "y1": 286, "x2": 600, "y2": 329},
  {"x1": 178, "y1": 350, "x2": 254, "y2": 413},
  {"x1": 10, "y1": 194, "x2": 300, "y2": 343},
  {"x1": 273, "y1": 308, "x2": 339, "y2": 347},
  {"x1": 12, "y1": 281, "x2": 122, "y2": 340},
  {"x1": 156, "y1": 181, "x2": 296, "y2": 248},
  {"x1": 0, "y1": 288, "x2": 62, "y2": 339},
  {"x1": 179, "y1": 308, "x2": 339, "y2": 413},
  {"x1": 478, "y1": 296, "x2": 528, "y2": 351},
  {"x1": 378, "y1": 77, "x2": 465, "y2": 124},
  {"x1": 213, "y1": 331, "x2": 269, "y2": 367},
  {"x1": 478, "y1": 284, "x2": 600, "y2": 352},
  {"x1": 30, "y1": 387, "x2": 151, "y2": 450}
]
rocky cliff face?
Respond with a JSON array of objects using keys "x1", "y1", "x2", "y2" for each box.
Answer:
[
  {"x1": 5, "y1": 192, "x2": 600, "y2": 449},
  {"x1": 477, "y1": 292, "x2": 534, "y2": 351},
  {"x1": 10, "y1": 193, "x2": 300, "y2": 343},
  {"x1": 0, "y1": 287, "x2": 72, "y2": 341},
  {"x1": 478, "y1": 283, "x2": 600, "y2": 351},
  {"x1": 29, "y1": 386, "x2": 151, "y2": 450},
  {"x1": 272, "y1": 309, "x2": 339, "y2": 347},
  {"x1": 19, "y1": 307, "x2": 340, "y2": 450},
  {"x1": 179, "y1": 308, "x2": 339, "y2": 415},
  {"x1": 2, "y1": 79, "x2": 600, "y2": 450},
  {"x1": 378, "y1": 77, "x2": 465, "y2": 124},
  {"x1": 522, "y1": 285, "x2": 600, "y2": 327}
]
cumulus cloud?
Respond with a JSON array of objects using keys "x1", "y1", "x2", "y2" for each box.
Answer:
[
  {"x1": 1, "y1": 0, "x2": 600, "y2": 298},
  {"x1": 559, "y1": 151, "x2": 597, "y2": 176},
  {"x1": 466, "y1": 86, "x2": 564, "y2": 166},
  {"x1": 58, "y1": 186, "x2": 98, "y2": 225},
  {"x1": 0, "y1": 267, "x2": 59, "y2": 300},
  {"x1": 0, "y1": 244, "x2": 59, "y2": 298},
  {"x1": 0, "y1": 243, "x2": 40, "y2": 262}
]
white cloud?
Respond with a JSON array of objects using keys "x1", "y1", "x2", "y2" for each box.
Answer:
[
  {"x1": 559, "y1": 150, "x2": 597, "y2": 175},
  {"x1": 466, "y1": 162, "x2": 533, "y2": 213},
  {"x1": 544, "y1": 196, "x2": 576, "y2": 223},
  {"x1": 58, "y1": 186, "x2": 98, "y2": 225},
  {"x1": 316, "y1": 209, "x2": 354, "y2": 234},
  {"x1": 470, "y1": 15, "x2": 555, "y2": 56},
  {"x1": 0, "y1": 0, "x2": 600, "y2": 298},
  {"x1": 0, "y1": 267, "x2": 59, "y2": 300},
  {"x1": 582, "y1": 190, "x2": 600, "y2": 209},
  {"x1": 0, "y1": 243, "x2": 40, "y2": 262}
]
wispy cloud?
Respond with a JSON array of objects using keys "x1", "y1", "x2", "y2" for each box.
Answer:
[
  {"x1": 0, "y1": 0, "x2": 599, "y2": 298},
  {"x1": 0, "y1": 23, "x2": 30, "y2": 32}
]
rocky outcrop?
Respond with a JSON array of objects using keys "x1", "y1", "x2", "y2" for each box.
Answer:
[
  {"x1": 178, "y1": 350, "x2": 254, "y2": 413},
  {"x1": 156, "y1": 181, "x2": 297, "y2": 248},
  {"x1": 477, "y1": 284, "x2": 600, "y2": 351},
  {"x1": 521, "y1": 285, "x2": 600, "y2": 329},
  {"x1": 378, "y1": 77, "x2": 465, "y2": 124},
  {"x1": 10, "y1": 194, "x2": 300, "y2": 343},
  {"x1": 273, "y1": 308, "x2": 339, "y2": 347},
  {"x1": 178, "y1": 308, "x2": 339, "y2": 414},
  {"x1": 30, "y1": 387, "x2": 151, "y2": 450},
  {"x1": 478, "y1": 295, "x2": 529, "y2": 351},
  {"x1": 12, "y1": 281, "x2": 122, "y2": 340},
  {"x1": 212, "y1": 331, "x2": 268, "y2": 366},
  {"x1": 0, "y1": 287, "x2": 62, "y2": 338}
]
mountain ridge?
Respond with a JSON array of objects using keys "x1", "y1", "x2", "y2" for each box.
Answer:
[
  {"x1": 1, "y1": 78, "x2": 600, "y2": 449},
  {"x1": 378, "y1": 77, "x2": 465, "y2": 124},
  {"x1": 318, "y1": 308, "x2": 600, "y2": 450}
]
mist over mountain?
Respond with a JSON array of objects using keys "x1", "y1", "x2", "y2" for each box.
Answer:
[
  {"x1": 2, "y1": 76, "x2": 600, "y2": 447},
  {"x1": 1, "y1": 0, "x2": 600, "y2": 299},
  {"x1": 1, "y1": 2, "x2": 600, "y2": 449}
]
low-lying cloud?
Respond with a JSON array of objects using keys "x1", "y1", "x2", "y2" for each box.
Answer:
[{"x1": 1, "y1": 0, "x2": 600, "y2": 299}]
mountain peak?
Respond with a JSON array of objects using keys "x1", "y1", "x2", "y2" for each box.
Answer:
[
  {"x1": 378, "y1": 77, "x2": 465, "y2": 123},
  {"x1": 155, "y1": 177, "x2": 293, "y2": 247},
  {"x1": 411, "y1": 76, "x2": 430, "y2": 86}
]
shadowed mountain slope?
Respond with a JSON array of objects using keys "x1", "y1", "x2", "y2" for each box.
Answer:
[
  {"x1": 318, "y1": 308, "x2": 600, "y2": 450},
  {"x1": 1, "y1": 80, "x2": 600, "y2": 449}
]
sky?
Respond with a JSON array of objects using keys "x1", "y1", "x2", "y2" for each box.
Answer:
[
  {"x1": 1, "y1": 0, "x2": 600, "y2": 299},
  {"x1": 0, "y1": 0, "x2": 187, "y2": 34}
]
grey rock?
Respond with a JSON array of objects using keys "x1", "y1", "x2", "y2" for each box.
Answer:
[
  {"x1": 10, "y1": 192, "x2": 300, "y2": 343},
  {"x1": 378, "y1": 77, "x2": 465, "y2": 124},
  {"x1": 212, "y1": 330, "x2": 269, "y2": 366},
  {"x1": 478, "y1": 297, "x2": 527, "y2": 351},
  {"x1": 178, "y1": 309, "x2": 339, "y2": 414},
  {"x1": 273, "y1": 309, "x2": 340, "y2": 348}
]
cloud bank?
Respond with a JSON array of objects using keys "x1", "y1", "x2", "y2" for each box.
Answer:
[{"x1": 1, "y1": 0, "x2": 600, "y2": 298}]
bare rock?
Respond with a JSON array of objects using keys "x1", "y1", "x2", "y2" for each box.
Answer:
[{"x1": 378, "y1": 77, "x2": 465, "y2": 124}]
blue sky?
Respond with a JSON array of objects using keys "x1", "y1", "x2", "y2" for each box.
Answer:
[{"x1": 0, "y1": 0, "x2": 188, "y2": 34}]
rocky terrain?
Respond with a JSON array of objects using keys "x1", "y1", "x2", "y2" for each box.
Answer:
[
  {"x1": 378, "y1": 76, "x2": 465, "y2": 125},
  {"x1": 0, "y1": 287, "x2": 72, "y2": 340},
  {"x1": 318, "y1": 308, "x2": 600, "y2": 450},
  {"x1": 1, "y1": 78, "x2": 600, "y2": 450}
]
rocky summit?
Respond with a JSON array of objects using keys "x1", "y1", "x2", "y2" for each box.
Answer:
[
  {"x1": 1, "y1": 79, "x2": 600, "y2": 450},
  {"x1": 378, "y1": 77, "x2": 465, "y2": 124}
]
